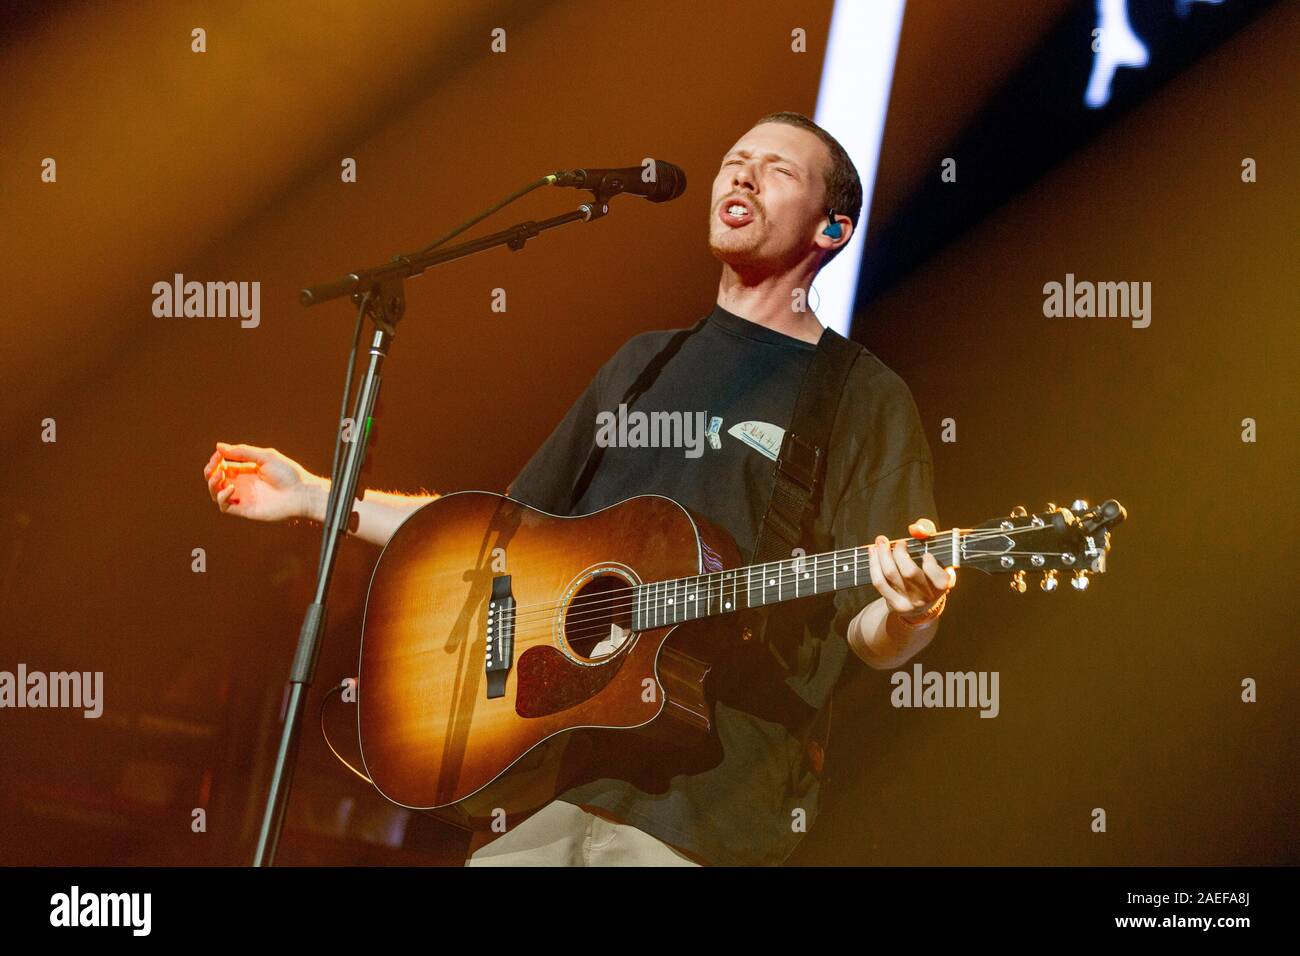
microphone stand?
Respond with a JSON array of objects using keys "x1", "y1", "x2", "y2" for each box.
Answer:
[{"x1": 251, "y1": 193, "x2": 615, "y2": 866}]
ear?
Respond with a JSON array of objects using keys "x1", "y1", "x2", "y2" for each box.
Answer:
[{"x1": 813, "y1": 212, "x2": 853, "y2": 256}]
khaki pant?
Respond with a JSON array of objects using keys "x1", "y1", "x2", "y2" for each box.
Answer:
[{"x1": 465, "y1": 801, "x2": 702, "y2": 867}]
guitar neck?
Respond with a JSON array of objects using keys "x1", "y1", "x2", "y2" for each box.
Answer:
[{"x1": 630, "y1": 531, "x2": 965, "y2": 630}]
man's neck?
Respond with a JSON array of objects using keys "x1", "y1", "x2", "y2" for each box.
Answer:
[{"x1": 715, "y1": 264, "x2": 825, "y2": 345}]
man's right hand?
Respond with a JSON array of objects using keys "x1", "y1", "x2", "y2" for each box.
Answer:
[{"x1": 203, "y1": 442, "x2": 324, "y2": 523}]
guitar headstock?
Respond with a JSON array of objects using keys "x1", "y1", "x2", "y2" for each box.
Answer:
[{"x1": 961, "y1": 499, "x2": 1126, "y2": 592}]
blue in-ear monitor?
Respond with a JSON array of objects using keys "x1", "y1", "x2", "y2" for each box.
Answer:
[{"x1": 823, "y1": 209, "x2": 842, "y2": 240}]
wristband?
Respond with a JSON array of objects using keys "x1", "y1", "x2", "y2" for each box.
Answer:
[{"x1": 895, "y1": 591, "x2": 947, "y2": 629}]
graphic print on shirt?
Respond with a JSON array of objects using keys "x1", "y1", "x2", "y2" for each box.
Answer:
[
  {"x1": 706, "y1": 415, "x2": 723, "y2": 450},
  {"x1": 726, "y1": 420, "x2": 786, "y2": 462}
]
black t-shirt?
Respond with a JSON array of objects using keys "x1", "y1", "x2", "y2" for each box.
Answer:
[{"x1": 506, "y1": 303, "x2": 938, "y2": 865}]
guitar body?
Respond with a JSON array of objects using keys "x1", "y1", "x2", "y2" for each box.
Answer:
[{"x1": 356, "y1": 491, "x2": 741, "y2": 823}]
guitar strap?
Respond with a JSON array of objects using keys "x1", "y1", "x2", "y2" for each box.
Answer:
[
  {"x1": 752, "y1": 325, "x2": 864, "y2": 564},
  {"x1": 564, "y1": 315, "x2": 710, "y2": 514},
  {"x1": 749, "y1": 325, "x2": 865, "y2": 800}
]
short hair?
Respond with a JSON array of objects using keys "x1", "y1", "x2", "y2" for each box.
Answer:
[{"x1": 752, "y1": 110, "x2": 863, "y2": 267}]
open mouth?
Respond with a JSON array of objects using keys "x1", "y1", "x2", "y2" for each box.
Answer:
[{"x1": 718, "y1": 197, "x2": 755, "y2": 228}]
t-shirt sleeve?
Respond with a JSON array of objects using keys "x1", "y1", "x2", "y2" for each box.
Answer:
[
  {"x1": 828, "y1": 457, "x2": 939, "y2": 634},
  {"x1": 784, "y1": 366, "x2": 939, "y2": 708},
  {"x1": 830, "y1": 361, "x2": 939, "y2": 623}
]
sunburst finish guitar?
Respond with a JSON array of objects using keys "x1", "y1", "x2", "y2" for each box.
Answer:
[{"x1": 355, "y1": 492, "x2": 1125, "y2": 821}]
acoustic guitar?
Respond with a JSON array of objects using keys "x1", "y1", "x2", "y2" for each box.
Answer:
[{"x1": 355, "y1": 492, "x2": 1125, "y2": 824}]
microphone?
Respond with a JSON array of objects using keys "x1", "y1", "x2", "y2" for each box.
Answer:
[{"x1": 550, "y1": 161, "x2": 686, "y2": 203}]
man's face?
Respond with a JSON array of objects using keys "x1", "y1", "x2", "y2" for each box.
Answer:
[{"x1": 708, "y1": 121, "x2": 832, "y2": 275}]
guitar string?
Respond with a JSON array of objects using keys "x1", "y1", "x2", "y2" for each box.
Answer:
[
  {"x1": 501, "y1": 534, "x2": 1094, "y2": 633},
  {"x1": 506, "y1": 543, "x2": 1101, "y2": 646},
  {"x1": 502, "y1": 544, "x2": 935, "y2": 633},
  {"x1": 496, "y1": 522, "x2": 1091, "y2": 627},
  {"x1": 497, "y1": 546, "x2": 1101, "y2": 643},
  {"x1": 497, "y1": 522, "x2": 1055, "y2": 621}
]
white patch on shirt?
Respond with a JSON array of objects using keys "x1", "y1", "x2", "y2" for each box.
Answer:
[
  {"x1": 706, "y1": 415, "x2": 723, "y2": 451},
  {"x1": 727, "y1": 420, "x2": 785, "y2": 461}
]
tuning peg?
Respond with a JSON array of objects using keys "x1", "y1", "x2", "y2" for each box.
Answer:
[
  {"x1": 1009, "y1": 505, "x2": 1028, "y2": 518},
  {"x1": 1070, "y1": 570, "x2": 1090, "y2": 591},
  {"x1": 1040, "y1": 569, "x2": 1059, "y2": 592},
  {"x1": 1010, "y1": 570, "x2": 1027, "y2": 593},
  {"x1": 1070, "y1": 498, "x2": 1089, "y2": 512}
]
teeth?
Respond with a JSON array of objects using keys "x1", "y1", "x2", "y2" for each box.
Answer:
[{"x1": 727, "y1": 205, "x2": 748, "y2": 216}]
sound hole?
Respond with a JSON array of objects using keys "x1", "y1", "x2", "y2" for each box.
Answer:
[{"x1": 563, "y1": 573, "x2": 635, "y2": 662}]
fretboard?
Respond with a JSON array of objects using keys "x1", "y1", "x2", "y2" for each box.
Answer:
[{"x1": 630, "y1": 530, "x2": 964, "y2": 630}]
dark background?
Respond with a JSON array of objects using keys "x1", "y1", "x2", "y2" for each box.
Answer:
[{"x1": 0, "y1": 0, "x2": 1295, "y2": 865}]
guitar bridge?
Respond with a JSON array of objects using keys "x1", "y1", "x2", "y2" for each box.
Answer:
[{"x1": 486, "y1": 575, "x2": 515, "y2": 699}]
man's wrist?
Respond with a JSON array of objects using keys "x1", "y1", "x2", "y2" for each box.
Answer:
[
  {"x1": 297, "y1": 477, "x2": 329, "y2": 522},
  {"x1": 892, "y1": 591, "x2": 947, "y2": 629}
]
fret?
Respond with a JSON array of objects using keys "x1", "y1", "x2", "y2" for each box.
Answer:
[{"x1": 638, "y1": 528, "x2": 968, "y2": 629}]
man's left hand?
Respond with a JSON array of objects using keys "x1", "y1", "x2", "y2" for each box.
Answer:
[{"x1": 869, "y1": 518, "x2": 955, "y2": 622}]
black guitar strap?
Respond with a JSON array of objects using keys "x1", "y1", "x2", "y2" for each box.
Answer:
[
  {"x1": 752, "y1": 325, "x2": 865, "y2": 564},
  {"x1": 750, "y1": 324, "x2": 864, "y2": 802},
  {"x1": 564, "y1": 315, "x2": 709, "y2": 514}
]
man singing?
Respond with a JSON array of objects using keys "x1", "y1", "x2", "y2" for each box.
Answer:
[{"x1": 204, "y1": 111, "x2": 953, "y2": 866}]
